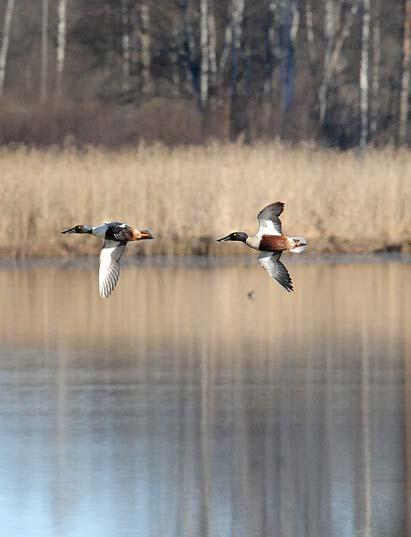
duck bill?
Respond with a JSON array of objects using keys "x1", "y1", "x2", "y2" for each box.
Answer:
[
  {"x1": 61, "y1": 226, "x2": 77, "y2": 234},
  {"x1": 140, "y1": 229, "x2": 154, "y2": 240},
  {"x1": 217, "y1": 234, "x2": 232, "y2": 242}
]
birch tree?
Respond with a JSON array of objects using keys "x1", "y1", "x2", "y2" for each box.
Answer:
[
  {"x1": 359, "y1": 0, "x2": 370, "y2": 149},
  {"x1": 399, "y1": 0, "x2": 411, "y2": 145},
  {"x1": 277, "y1": 0, "x2": 299, "y2": 130},
  {"x1": 229, "y1": 0, "x2": 245, "y2": 138},
  {"x1": 318, "y1": 2, "x2": 360, "y2": 126},
  {"x1": 218, "y1": 10, "x2": 232, "y2": 80},
  {"x1": 41, "y1": 0, "x2": 49, "y2": 103},
  {"x1": 121, "y1": 0, "x2": 131, "y2": 93},
  {"x1": 262, "y1": 0, "x2": 280, "y2": 114},
  {"x1": 264, "y1": 0, "x2": 277, "y2": 97},
  {"x1": 130, "y1": 5, "x2": 139, "y2": 69},
  {"x1": 200, "y1": 0, "x2": 209, "y2": 108},
  {"x1": 182, "y1": 0, "x2": 197, "y2": 93},
  {"x1": 231, "y1": 0, "x2": 245, "y2": 92},
  {"x1": 208, "y1": 0, "x2": 217, "y2": 97},
  {"x1": 56, "y1": 0, "x2": 67, "y2": 97},
  {"x1": 140, "y1": 3, "x2": 152, "y2": 95},
  {"x1": 318, "y1": 0, "x2": 335, "y2": 124},
  {"x1": 370, "y1": 0, "x2": 381, "y2": 142},
  {"x1": 305, "y1": 0, "x2": 316, "y2": 70},
  {"x1": 0, "y1": 0, "x2": 15, "y2": 96}
]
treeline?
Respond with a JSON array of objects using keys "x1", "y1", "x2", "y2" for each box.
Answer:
[{"x1": 0, "y1": 0, "x2": 410, "y2": 148}]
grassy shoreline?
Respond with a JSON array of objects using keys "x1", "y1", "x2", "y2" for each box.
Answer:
[{"x1": 1, "y1": 143, "x2": 410, "y2": 258}]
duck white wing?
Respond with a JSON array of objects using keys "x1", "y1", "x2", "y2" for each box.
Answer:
[
  {"x1": 258, "y1": 251, "x2": 293, "y2": 292},
  {"x1": 99, "y1": 240, "x2": 127, "y2": 299},
  {"x1": 257, "y1": 202, "x2": 284, "y2": 236}
]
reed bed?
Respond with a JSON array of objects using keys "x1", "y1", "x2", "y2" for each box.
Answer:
[{"x1": 1, "y1": 143, "x2": 410, "y2": 258}]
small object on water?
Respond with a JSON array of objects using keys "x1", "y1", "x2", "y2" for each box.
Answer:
[
  {"x1": 62, "y1": 221, "x2": 154, "y2": 299},
  {"x1": 217, "y1": 202, "x2": 307, "y2": 292},
  {"x1": 247, "y1": 290, "x2": 256, "y2": 300}
]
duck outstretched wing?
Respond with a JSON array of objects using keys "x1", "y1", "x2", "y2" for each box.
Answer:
[
  {"x1": 99, "y1": 240, "x2": 127, "y2": 299},
  {"x1": 257, "y1": 202, "x2": 284, "y2": 236},
  {"x1": 258, "y1": 251, "x2": 293, "y2": 292}
]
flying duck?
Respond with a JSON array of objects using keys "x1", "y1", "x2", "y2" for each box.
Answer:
[
  {"x1": 62, "y1": 222, "x2": 154, "y2": 299},
  {"x1": 217, "y1": 202, "x2": 307, "y2": 292}
]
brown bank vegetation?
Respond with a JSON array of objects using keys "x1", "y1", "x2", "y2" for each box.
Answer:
[{"x1": 1, "y1": 143, "x2": 410, "y2": 258}]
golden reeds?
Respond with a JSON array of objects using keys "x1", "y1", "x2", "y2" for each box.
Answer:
[{"x1": 1, "y1": 143, "x2": 410, "y2": 258}]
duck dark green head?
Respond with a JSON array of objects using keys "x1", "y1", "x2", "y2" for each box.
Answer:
[
  {"x1": 217, "y1": 232, "x2": 248, "y2": 243},
  {"x1": 61, "y1": 225, "x2": 92, "y2": 234}
]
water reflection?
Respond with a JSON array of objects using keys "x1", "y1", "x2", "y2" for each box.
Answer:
[{"x1": 0, "y1": 258, "x2": 409, "y2": 537}]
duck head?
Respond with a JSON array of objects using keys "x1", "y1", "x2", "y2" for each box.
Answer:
[
  {"x1": 138, "y1": 229, "x2": 154, "y2": 240},
  {"x1": 61, "y1": 225, "x2": 92, "y2": 234},
  {"x1": 217, "y1": 232, "x2": 248, "y2": 243}
]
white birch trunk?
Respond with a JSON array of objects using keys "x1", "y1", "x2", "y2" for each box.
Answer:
[
  {"x1": 290, "y1": 2, "x2": 299, "y2": 43},
  {"x1": 56, "y1": 0, "x2": 67, "y2": 97},
  {"x1": 183, "y1": 0, "x2": 195, "y2": 82},
  {"x1": 318, "y1": 2, "x2": 359, "y2": 125},
  {"x1": 130, "y1": 5, "x2": 139, "y2": 69},
  {"x1": 41, "y1": 0, "x2": 49, "y2": 103},
  {"x1": 325, "y1": 4, "x2": 360, "y2": 83},
  {"x1": 231, "y1": 0, "x2": 245, "y2": 83},
  {"x1": 324, "y1": 0, "x2": 334, "y2": 54},
  {"x1": 318, "y1": 0, "x2": 334, "y2": 124},
  {"x1": 208, "y1": 0, "x2": 217, "y2": 91},
  {"x1": 0, "y1": 0, "x2": 15, "y2": 96},
  {"x1": 305, "y1": 0, "x2": 315, "y2": 66},
  {"x1": 219, "y1": 0, "x2": 244, "y2": 94},
  {"x1": 399, "y1": 0, "x2": 411, "y2": 145},
  {"x1": 360, "y1": 0, "x2": 370, "y2": 149},
  {"x1": 228, "y1": 0, "x2": 245, "y2": 139},
  {"x1": 121, "y1": 0, "x2": 131, "y2": 93},
  {"x1": 263, "y1": 0, "x2": 277, "y2": 98},
  {"x1": 232, "y1": 0, "x2": 245, "y2": 51},
  {"x1": 140, "y1": 3, "x2": 151, "y2": 95},
  {"x1": 200, "y1": 0, "x2": 209, "y2": 108},
  {"x1": 370, "y1": 0, "x2": 381, "y2": 142},
  {"x1": 103, "y1": 4, "x2": 114, "y2": 80},
  {"x1": 218, "y1": 22, "x2": 232, "y2": 81}
]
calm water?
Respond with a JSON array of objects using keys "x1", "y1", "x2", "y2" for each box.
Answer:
[{"x1": 0, "y1": 256, "x2": 410, "y2": 537}]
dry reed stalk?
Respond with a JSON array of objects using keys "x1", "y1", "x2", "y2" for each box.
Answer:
[{"x1": 0, "y1": 144, "x2": 410, "y2": 258}]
